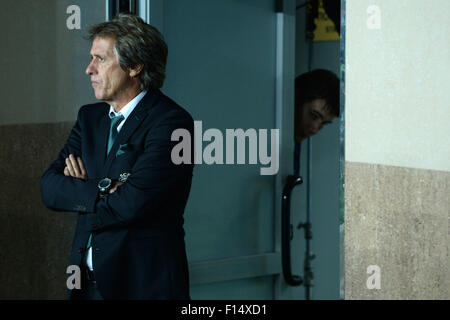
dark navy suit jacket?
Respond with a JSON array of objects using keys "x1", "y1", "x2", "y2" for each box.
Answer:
[{"x1": 40, "y1": 89, "x2": 194, "y2": 299}]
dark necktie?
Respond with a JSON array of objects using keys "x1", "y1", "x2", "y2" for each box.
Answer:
[
  {"x1": 86, "y1": 112, "x2": 124, "y2": 250},
  {"x1": 107, "y1": 113, "x2": 125, "y2": 155}
]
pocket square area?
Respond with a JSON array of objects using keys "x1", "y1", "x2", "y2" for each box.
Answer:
[
  {"x1": 119, "y1": 143, "x2": 128, "y2": 149},
  {"x1": 116, "y1": 144, "x2": 130, "y2": 157},
  {"x1": 116, "y1": 149, "x2": 126, "y2": 156}
]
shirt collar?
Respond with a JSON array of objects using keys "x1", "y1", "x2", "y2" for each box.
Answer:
[{"x1": 108, "y1": 90, "x2": 148, "y2": 120}]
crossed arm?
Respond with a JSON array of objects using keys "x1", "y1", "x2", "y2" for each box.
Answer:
[
  {"x1": 64, "y1": 154, "x2": 122, "y2": 194},
  {"x1": 41, "y1": 105, "x2": 194, "y2": 233}
]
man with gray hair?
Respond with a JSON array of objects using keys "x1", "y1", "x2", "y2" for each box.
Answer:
[{"x1": 40, "y1": 13, "x2": 194, "y2": 300}]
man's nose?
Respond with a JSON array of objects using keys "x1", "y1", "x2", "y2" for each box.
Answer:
[{"x1": 86, "y1": 61, "x2": 95, "y2": 75}]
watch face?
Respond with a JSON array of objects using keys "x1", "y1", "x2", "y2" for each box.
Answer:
[{"x1": 99, "y1": 178, "x2": 111, "y2": 189}]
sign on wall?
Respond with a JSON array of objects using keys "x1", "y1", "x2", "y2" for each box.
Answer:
[{"x1": 306, "y1": 0, "x2": 340, "y2": 42}]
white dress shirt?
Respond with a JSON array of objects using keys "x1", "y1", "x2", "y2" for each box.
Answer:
[{"x1": 86, "y1": 90, "x2": 147, "y2": 271}]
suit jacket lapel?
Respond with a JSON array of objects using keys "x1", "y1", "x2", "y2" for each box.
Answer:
[
  {"x1": 96, "y1": 106, "x2": 110, "y2": 173},
  {"x1": 101, "y1": 89, "x2": 161, "y2": 176}
]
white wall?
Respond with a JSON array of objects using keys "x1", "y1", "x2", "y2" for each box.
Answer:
[{"x1": 346, "y1": 0, "x2": 450, "y2": 172}]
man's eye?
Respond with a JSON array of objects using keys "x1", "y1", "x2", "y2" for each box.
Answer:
[{"x1": 91, "y1": 56, "x2": 104, "y2": 62}]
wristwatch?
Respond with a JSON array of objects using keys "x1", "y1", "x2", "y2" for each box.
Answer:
[{"x1": 98, "y1": 177, "x2": 112, "y2": 194}]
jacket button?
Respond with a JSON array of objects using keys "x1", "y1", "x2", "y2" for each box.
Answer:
[{"x1": 78, "y1": 247, "x2": 84, "y2": 254}]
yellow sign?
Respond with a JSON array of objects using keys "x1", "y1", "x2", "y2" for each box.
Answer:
[{"x1": 313, "y1": 0, "x2": 340, "y2": 41}]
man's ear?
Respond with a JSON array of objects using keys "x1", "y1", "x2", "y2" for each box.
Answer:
[{"x1": 129, "y1": 65, "x2": 143, "y2": 78}]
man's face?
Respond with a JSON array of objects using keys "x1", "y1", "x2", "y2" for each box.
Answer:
[
  {"x1": 85, "y1": 37, "x2": 132, "y2": 104},
  {"x1": 295, "y1": 98, "x2": 335, "y2": 142}
]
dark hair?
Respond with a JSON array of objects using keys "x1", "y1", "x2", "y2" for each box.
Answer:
[
  {"x1": 88, "y1": 13, "x2": 168, "y2": 90},
  {"x1": 295, "y1": 69, "x2": 340, "y2": 117}
]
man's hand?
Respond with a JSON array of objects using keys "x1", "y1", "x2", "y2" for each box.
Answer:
[
  {"x1": 64, "y1": 154, "x2": 123, "y2": 195},
  {"x1": 109, "y1": 181, "x2": 124, "y2": 194},
  {"x1": 64, "y1": 154, "x2": 88, "y2": 180},
  {"x1": 98, "y1": 180, "x2": 124, "y2": 200}
]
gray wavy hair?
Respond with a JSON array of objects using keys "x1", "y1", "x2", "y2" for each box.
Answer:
[{"x1": 88, "y1": 13, "x2": 168, "y2": 90}]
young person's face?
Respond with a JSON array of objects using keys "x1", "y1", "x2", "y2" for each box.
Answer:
[{"x1": 295, "y1": 98, "x2": 336, "y2": 142}]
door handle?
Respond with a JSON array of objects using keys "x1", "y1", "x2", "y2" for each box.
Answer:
[{"x1": 281, "y1": 174, "x2": 304, "y2": 286}]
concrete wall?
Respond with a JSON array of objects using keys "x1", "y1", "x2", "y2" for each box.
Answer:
[{"x1": 344, "y1": 0, "x2": 449, "y2": 299}]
